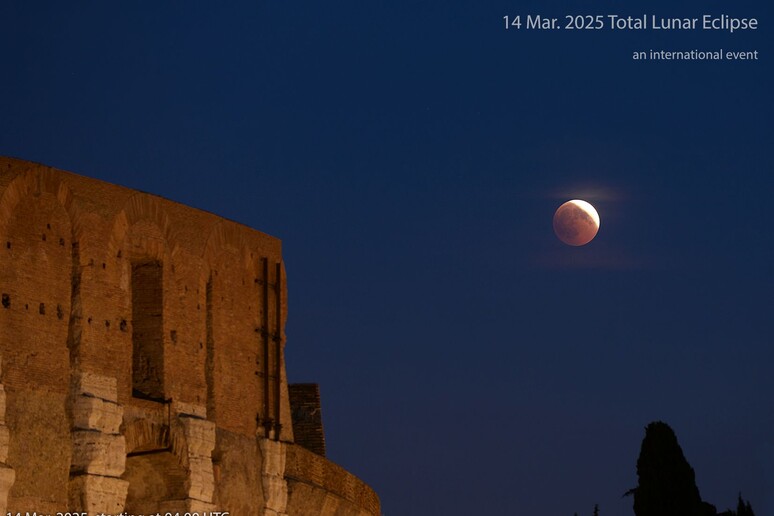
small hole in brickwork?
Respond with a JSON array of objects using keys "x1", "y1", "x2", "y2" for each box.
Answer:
[
  {"x1": 197, "y1": 303, "x2": 200, "y2": 310},
  {"x1": 41, "y1": 234, "x2": 46, "y2": 241},
  {"x1": 87, "y1": 317, "x2": 92, "y2": 324},
  {"x1": 184, "y1": 285, "x2": 188, "y2": 293},
  {"x1": 39, "y1": 303, "x2": 45, "y2": 315},
  {"x1": 46, "y1": 223, "x2": 51, "y2": 230},
  {"x1": 57, "y1": 304, "x2": 64, "y2": 320},
  {"x1": 170, "y1": 330, "x2": 177, "y2": 343},
  {"x1": 1, "y1": 294, "x2": 9, "y2": 309},
  {"x1": 199, "y1": 342, "x2": 203, "y2": 349},
  {"x1": 102, "y1": 263, "x2": 106, "y2": 269},
  {"x1": 59, "y1": 238, "x2": 65, "y2": 246},
  {"x1": 5, "y1": 242, "x2": 10, "y2": 249},
  {"x1": 105, "y1": 320, "x2": 110, "y2": 328},
  {"x1": 117, "y1": 250, "x2": 122, "y2": 258},
  {"x1": 120, "y1": 319, "x2": 128, "y2": 332}
]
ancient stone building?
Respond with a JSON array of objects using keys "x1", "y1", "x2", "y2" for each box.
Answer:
[{"x1": 0, "y1": 157, "x2": 379, "y2": 515}]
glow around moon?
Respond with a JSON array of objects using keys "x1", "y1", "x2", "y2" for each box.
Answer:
[{"x1": 553, "y1": 200, "x2": 600, "y2": 246}]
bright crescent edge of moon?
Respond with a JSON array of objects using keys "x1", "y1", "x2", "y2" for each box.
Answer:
[{"x1": 569, "y1": 199, "x2": 600, "y2": 228}]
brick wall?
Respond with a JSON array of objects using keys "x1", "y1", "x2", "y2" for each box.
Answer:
[
  {"x1": 0, "y1": 157, "x2": 378, "y2": 514},
  {"x1": 285, "y1": 443, "x2": 380, "y2": 516},
  {"x1": 0, "y1": 157, "x2": 294, "y2": 511},
  {"x1": 289, "y1": 383, "x2": 326, "y2": 457}
]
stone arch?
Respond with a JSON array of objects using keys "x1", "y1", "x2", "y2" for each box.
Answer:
[
  {"x1": 124, "y1": 418, "x2": 171, "y2": 455},
  {"x1": 0, "y1": 168, "x2": 86, "y2": 514},
  {"x1": 0, "y1": 167, "x2": 87, "y2": 368},
  {"x1": 106, "y1": 195, "x2": 185, "y2": 404},
  {"x1": 124, "y1": 415, "x2": 218, "y2": 465},
  {"x1": 202, "y1": 219, "x2": 252, "y2": 274},
  {"x1": 122, "y1": 414, "x2": 216, "y2": 512},
  {"x1": 0, "y1": 167, "x2": 85, "y2": 248},
  {"x1": 123, "y1": 418, "x2": 183, "y2": 512},
  {"x1": 106, "y1": 192, "x2": 180, "y2": 263},
  {"x1": 0, "y1": 185, "x2": 74, "y2": 390}
]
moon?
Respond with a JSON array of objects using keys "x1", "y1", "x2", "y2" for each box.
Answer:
[{"x1": 553, "y1": 200, "x2": 600, "y2": 246}]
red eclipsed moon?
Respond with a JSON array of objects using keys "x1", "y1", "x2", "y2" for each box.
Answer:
[{"x1": 553, "y1": 200, "x2": 600, "y2": 246}]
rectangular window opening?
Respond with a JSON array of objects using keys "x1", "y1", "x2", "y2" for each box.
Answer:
[{"x1": 131, "y1": 260, "x2": 165, "y2": 401}]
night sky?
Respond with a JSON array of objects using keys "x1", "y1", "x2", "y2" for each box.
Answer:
[{"x1": 1, "y1": 2, "x2": 772, "y2": 515}]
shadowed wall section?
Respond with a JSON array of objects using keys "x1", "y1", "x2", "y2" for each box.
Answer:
[
  {"x1": 131, "y1": 260, "x2": 164, "y2": 400},
  {"x1": 0, "y1": 157, "x2": 379, "y2": 516},
  {"x1": 289, "y1": 384, "x2": 326, "y2": 457}
]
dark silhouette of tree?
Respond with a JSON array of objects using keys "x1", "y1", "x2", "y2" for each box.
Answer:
[
  {"x1": 572, "y1": 504, "x2": 599, "y2": 516},
  {"x1": 632, "y1": 421, "x2": 710, "y2": 516},
  {"x1": 717, "y1": 492, "x2": 756, "y2": 516},
  {"x1": 736, "y1": 493, "x2": 755, "y2": 516},
  {"x1": 629, "y1": 422, "x2": 756, "y2": 516}
]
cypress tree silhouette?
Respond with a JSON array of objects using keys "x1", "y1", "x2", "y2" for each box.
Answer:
[
  {"x1": 627, "y1": 422, "x2": 756, "y2": 516},
  {"x1": 717, "y1": 493, "x2": 757, "y2": 515},
  {"x1": 735, "y1": 493, "x2": 755, "y2": 516},
  {"x1": 632, "y1": 421, "x2": 712, "y2": 516}
]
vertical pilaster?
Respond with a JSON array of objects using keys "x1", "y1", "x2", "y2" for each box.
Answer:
[
  {"x1": 260, "y1": 438, "x2": 288, "y2": 516},
  {"x1": 68, "y1": 372, "x2": 128, "y2": 513},
  {"x1": 173, "y1": 402, "x2": 218, "y2": 511}
]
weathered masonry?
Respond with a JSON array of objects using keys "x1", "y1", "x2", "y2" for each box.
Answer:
[{"x1": 0, "y1": 157, "x2": 379, "y2": 515}]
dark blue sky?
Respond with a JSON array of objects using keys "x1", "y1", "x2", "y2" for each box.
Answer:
[{"x1": 1, "y1": 2, "x2": 772, "y2": 514}]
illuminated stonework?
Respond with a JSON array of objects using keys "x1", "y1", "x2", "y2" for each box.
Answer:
[{"x1": 0, "y1": 157, "x2": 379, "y2": 515}]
